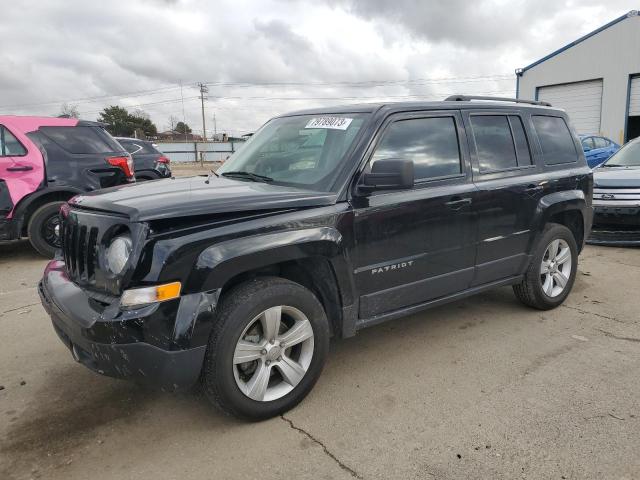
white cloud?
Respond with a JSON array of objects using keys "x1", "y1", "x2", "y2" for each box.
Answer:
[{"x1": 0, "y1": 0, "x2": 634, "y2": 135}]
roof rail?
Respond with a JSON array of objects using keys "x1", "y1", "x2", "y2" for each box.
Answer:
[{"x1": 444, "y1": 95, "x2": 552, "y2": 107}]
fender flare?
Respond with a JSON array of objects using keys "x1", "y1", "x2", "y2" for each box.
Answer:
[
  {"x1": 186, "y1": 226, "x2": 354, "y2": 304},
  {"x1": 12, "y1": 186, "x2": 84, "y2": 234},
  {"x1": 529, "y1": 189, "x2": 590, "y2": 250}
]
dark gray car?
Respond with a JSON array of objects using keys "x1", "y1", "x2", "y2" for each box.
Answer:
[{"x1": 115, "y1": 137, "x2": 172, "y2": 181}]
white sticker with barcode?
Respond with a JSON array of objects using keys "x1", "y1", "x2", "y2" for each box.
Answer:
[{"x1": 305, "y1": 117, "x2": 353, "y2": 130}]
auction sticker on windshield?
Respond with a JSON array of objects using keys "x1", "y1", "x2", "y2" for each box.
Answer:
[{"x1": 305, "y1": 117, "x2": 353, "y2": 130}]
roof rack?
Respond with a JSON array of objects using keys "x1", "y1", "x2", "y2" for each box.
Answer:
[{"x1": 444, "y1": 95, "x2": 552, "y2": 107}]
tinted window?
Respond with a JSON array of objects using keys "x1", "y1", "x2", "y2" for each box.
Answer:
[
  {"x1": 0, "y1": 126, "x2": 27, "y2": 156},
  {"x1": 471, "y1": 116, "x2": 517, "y2": 171},
  {"x1": 509, "y1": 116, "x2": 532, "y2": 166},
  {"x1": 593, "y1": 137, "x2": 608, "y2": 149},
  {"x1": 532, "y1": 116, "x2": 578, "y2": 165},
  {"x1": 371, "y1": 116, "x2": 461, "y2": 180},
  {"x1": 119, "y1": 140, "x2": 160, "y2": 155},
  {"x1": 40, "y1": 126, "x2": 123, "y2": 154}
]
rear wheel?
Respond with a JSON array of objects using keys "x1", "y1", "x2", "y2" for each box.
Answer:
[
  {"x1": 202, "y1": 277, "x2": 330, "y2": 420},
  {"x1": 28, "y1": 201, "x2": 65, "y2": 257},
  {"x1": 513, "y1": 223, "x2": 578, "y2": 310}
]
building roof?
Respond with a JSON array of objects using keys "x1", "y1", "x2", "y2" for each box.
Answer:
[{"x1": 519, "y1": 10, "x2": 639, "y2": 74}]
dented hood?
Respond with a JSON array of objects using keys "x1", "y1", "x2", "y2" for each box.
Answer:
[{"x1": 69, "y1": 175, "x2": 338, "y2": 221}]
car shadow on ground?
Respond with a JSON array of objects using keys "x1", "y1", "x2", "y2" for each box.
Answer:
[{"x1": 0, "y1": 240, "x2": 45, "y2": 262}]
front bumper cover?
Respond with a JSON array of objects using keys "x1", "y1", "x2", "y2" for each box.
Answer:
[{"x1": 39, "y1": 260, "x2": 216, "y2": 391}]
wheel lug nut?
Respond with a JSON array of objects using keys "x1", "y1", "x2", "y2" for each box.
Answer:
[
  {"x1": 266, "y1": 360, "x2": 271, "y2": 366},
  {"x1": 270, "y1": 340, "x2": 275, "y2": 345},
  {"x1": 277, "y1": 356, "x2": 282, "y2": 362},
  {"x1": 261, "y1": 349, "x2": 267, "y2": 355}
]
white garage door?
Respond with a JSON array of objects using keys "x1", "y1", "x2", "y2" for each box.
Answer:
[
  {"x1": 537, "y1": 79, "x2": 603, "y2": 134},
  {"x1": 629, "y1": 76, "x2": 640, "y2": 116}
]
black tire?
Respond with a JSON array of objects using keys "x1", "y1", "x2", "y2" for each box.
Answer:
[
  {"x1": 27, "y1": 201, "x2": 66, "y2": 258},
  {"x1": 202, "y1": 277, "x2": 330, "y2": 421},
  {"x1": 513, "y1": 223, "x2": 578, "y2": 310}
]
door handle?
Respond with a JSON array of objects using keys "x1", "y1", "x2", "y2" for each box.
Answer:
[
  {"x1": 445, "y1": 197, "x2": 472, "y2": 210},
  {"x1": 6, "y1": 165, "x2": 33, "y2": 172},
  {"x1": 525, "y1": 184, "x2": 543, "y2": 193}
]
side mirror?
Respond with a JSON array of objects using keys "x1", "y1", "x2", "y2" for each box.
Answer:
[
  {"x1": 359, "y1": 159, "x2": 414, "y2": 193},
  {"x1": 583, "y1": 145, "x2": 591, "y2": 152}
]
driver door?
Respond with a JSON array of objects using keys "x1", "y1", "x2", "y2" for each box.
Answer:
[{"x1": 351, "y1": 111, "x2": 477, "y2": 320}]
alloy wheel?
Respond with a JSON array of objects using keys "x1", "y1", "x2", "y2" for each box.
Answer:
[
  {"x1": 540, "y1": 239, "x2": 572, "y2": 298},
  {"x1": 233, "y1": 305, "x2": 314, "y2": 402}
]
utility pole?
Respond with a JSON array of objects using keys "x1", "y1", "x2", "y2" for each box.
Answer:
[
  {"x1": 213, "y1": 112, "x2": 217, "y2": 138},
  {"x1": 198, "y1": 83, "x2": 208, "y2": 142}
]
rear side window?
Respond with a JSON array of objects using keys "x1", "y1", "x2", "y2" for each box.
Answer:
[
  {"x1": 0, "y1": 126, "x2": 27, "y2": 156},
  {"x1": 593, "y1": 137, "x2": 608, "y2": 149},
  {"x1": 581, "y1": 137, "x2": 595, "y2": 149},
  {"x1": 470, "y1": 115, "x2": 531, "y2": 172},
  {"x1": 40, "y1": 126, "x2": 124, "y2": 154},
  {"x1": 532, "y1": 116, "x2": 578, "y2": 165},
  {"x1": 371, "y1": 116, "x2": 462, "y2": 180}
]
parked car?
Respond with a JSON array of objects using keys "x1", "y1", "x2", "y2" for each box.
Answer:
[
  {"x1": 0, "y1": 116, "x2": 133, "y2": 256},
  {"x1": 589, "y1": 136, "x2": 640, "y2": 245},
  {"x1": 579, "y1": 134, "x2": 619, "y2": 168},
  {"x1": 39, "y1": 97, "x2": 593, "y2": 420},
  {"x1": 115, "y1": 137, "x2": 171, "y2": 181}
]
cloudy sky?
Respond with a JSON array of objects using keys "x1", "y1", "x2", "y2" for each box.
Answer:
[{"x1": 0, "y1": 0, "x2": 635, "y2": 136}]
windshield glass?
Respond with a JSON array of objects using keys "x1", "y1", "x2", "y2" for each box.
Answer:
[
  {"x1": 604, "y1": 139, "x2": 640, "y2": 167},
  {"x1": 218, "y1": 113, "x2": 368, "y2": 191}
]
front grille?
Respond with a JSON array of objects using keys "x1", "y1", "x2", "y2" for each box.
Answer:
[{"x1": 62, "y1": 216, "x2": 99, "y2": 284}]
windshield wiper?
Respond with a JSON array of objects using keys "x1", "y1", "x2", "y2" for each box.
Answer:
[{"x1": 221, "y1": 171, "x2": 273, "y2": 183}]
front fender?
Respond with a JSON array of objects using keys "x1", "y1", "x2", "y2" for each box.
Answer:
[{"x1": 187, "y1": 227, "x2": 352, "y2": 298}]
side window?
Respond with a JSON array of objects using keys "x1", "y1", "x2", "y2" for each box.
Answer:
[
  {"x1": 582, "y1": 137, "x2": 595, "y2": 150},
  {"x1": 532, "y1": 116, "x2": 578, "y2": 165},
  {"x1": 0, "y1": 126, "x2": 27, "y2": 157},
  {"x1": 40, "y1": 126, "x2": 123, "y2": 154},
  {"x1": 593, "y1": 137, "x2": 608, "y2": 149},
  {"x1": 371, "y1": 116, "x2": 462, "y2": 181},
  {"x1": 121, "y1": 141, "x2": 143, "y2": 154},
  {"x1": 470, "y1": 115, "x2": 531, "y2": 172}
]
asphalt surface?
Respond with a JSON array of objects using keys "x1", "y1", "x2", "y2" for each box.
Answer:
[{"x1": 1, "y1": 235, "x2": 639, "y2": 479}]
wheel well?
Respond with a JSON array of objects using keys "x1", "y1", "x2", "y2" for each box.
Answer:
[
  {"x1": 220, "y1": 257, "x2": 343, "y2": 337},
  {"x1": 19, "y1": 191, "x2": 75, "y2": 236},
  {"x1": 549, "y1": 210, "x2": 584, "y2": 251}
]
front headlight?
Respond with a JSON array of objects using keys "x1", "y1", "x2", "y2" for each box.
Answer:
[{"x1": 106, "y1": 234, "x2": 132, "y2": 274}]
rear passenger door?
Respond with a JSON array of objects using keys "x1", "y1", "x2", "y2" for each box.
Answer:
[
  {"x1": 463, "y1": 111, "x2": 542, "y2": 286},
  {"x1": 352, "y1": 111, "x2": 477, "y2": 319}
]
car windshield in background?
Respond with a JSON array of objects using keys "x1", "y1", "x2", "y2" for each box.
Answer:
[
  {"x1": 217, "y1": 114, "x2": 368, "y2": 191},
  {"x1": 604, "y1": 140, "x2": 640, "y2": 167}
]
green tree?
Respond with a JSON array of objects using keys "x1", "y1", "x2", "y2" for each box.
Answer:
[
  {"x1": 175, "y1": 121, "x2": 192, "y2": 134},
  {"x1": 98, "y1": 106, "x2": 158, "y2": 138}
]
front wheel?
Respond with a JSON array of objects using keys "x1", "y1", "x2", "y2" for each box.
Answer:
[
  {"x1": 27, "y1": 201, "x2": 66, "y2": 257},
  {"x1": 202, "y1": 277, "x2": 330, "y2": 420},
  {"x1": 513, "y1": 223, "x2": 578, "y2": 310}
]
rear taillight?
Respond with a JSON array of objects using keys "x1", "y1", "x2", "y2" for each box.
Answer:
[
  {"x1": 157, "y1": 156, "x2": 170, "y2": 164},
  {"x1": 107, "y1": 155, "x2": 134, "y2": 178}
]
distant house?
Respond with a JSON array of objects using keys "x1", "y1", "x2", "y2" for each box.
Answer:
[{"x1": 157, "y1": 130, "x2": 202, "y2": 142}]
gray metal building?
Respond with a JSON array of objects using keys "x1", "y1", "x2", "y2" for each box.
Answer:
[{"x1": 516, "y1": 10, "x2": 640, "y2": 143}]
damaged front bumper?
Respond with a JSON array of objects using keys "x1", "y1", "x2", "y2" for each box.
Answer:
[{"x1": 39, "y1": 260, "x2": 220, "y2": 391}]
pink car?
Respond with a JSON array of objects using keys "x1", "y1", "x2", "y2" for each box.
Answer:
[{"x1": 0, "y1": 116, "x2": 133, "y2": 256}]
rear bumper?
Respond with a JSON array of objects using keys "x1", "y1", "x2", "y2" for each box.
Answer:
[{"x1": 39, "y1": 260, "x2": 212, "y2": 391}]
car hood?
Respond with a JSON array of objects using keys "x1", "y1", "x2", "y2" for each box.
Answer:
[
  {"x1": 594, "y1": 166, "x2": 640, "y2": 188},
  {"x1": 69, "y1": 175, "x2": 338, "y2": 221}
]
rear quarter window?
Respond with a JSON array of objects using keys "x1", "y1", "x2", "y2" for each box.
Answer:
[
  {"x1": 40, "y1": 126, "x2": 124, "y2": 154},
  {"x1": 532, "y1": 116, "x2": 578, "y2": 165}
]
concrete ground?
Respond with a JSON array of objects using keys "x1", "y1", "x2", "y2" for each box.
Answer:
[{"x1": 1, "y1": 224, "x2": 639, "y2": 479}]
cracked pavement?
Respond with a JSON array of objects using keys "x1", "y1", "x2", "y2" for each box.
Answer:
[{"x1": 0, "y1": 239, "x2": 639, "y2": 480}]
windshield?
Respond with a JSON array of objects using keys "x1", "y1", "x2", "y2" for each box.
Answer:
[
  {"x1": 218, "y1": 113, "x2": 368, "y2": 191},
  {"x1": 604, "y1": 139, "x2": 640, "y2": 167}
]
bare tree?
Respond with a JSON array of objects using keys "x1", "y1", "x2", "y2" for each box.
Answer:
[
  {"x1": 168, "y1": 115, "x2": 180, "y2": 131},
  {"x1": 59, "y1": 103, "x2": 80, "y2": 118}
]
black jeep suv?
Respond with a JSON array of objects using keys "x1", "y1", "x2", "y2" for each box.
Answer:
[{"x1": 39, "y1": 97, "x2": 593, "y2": 420}]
